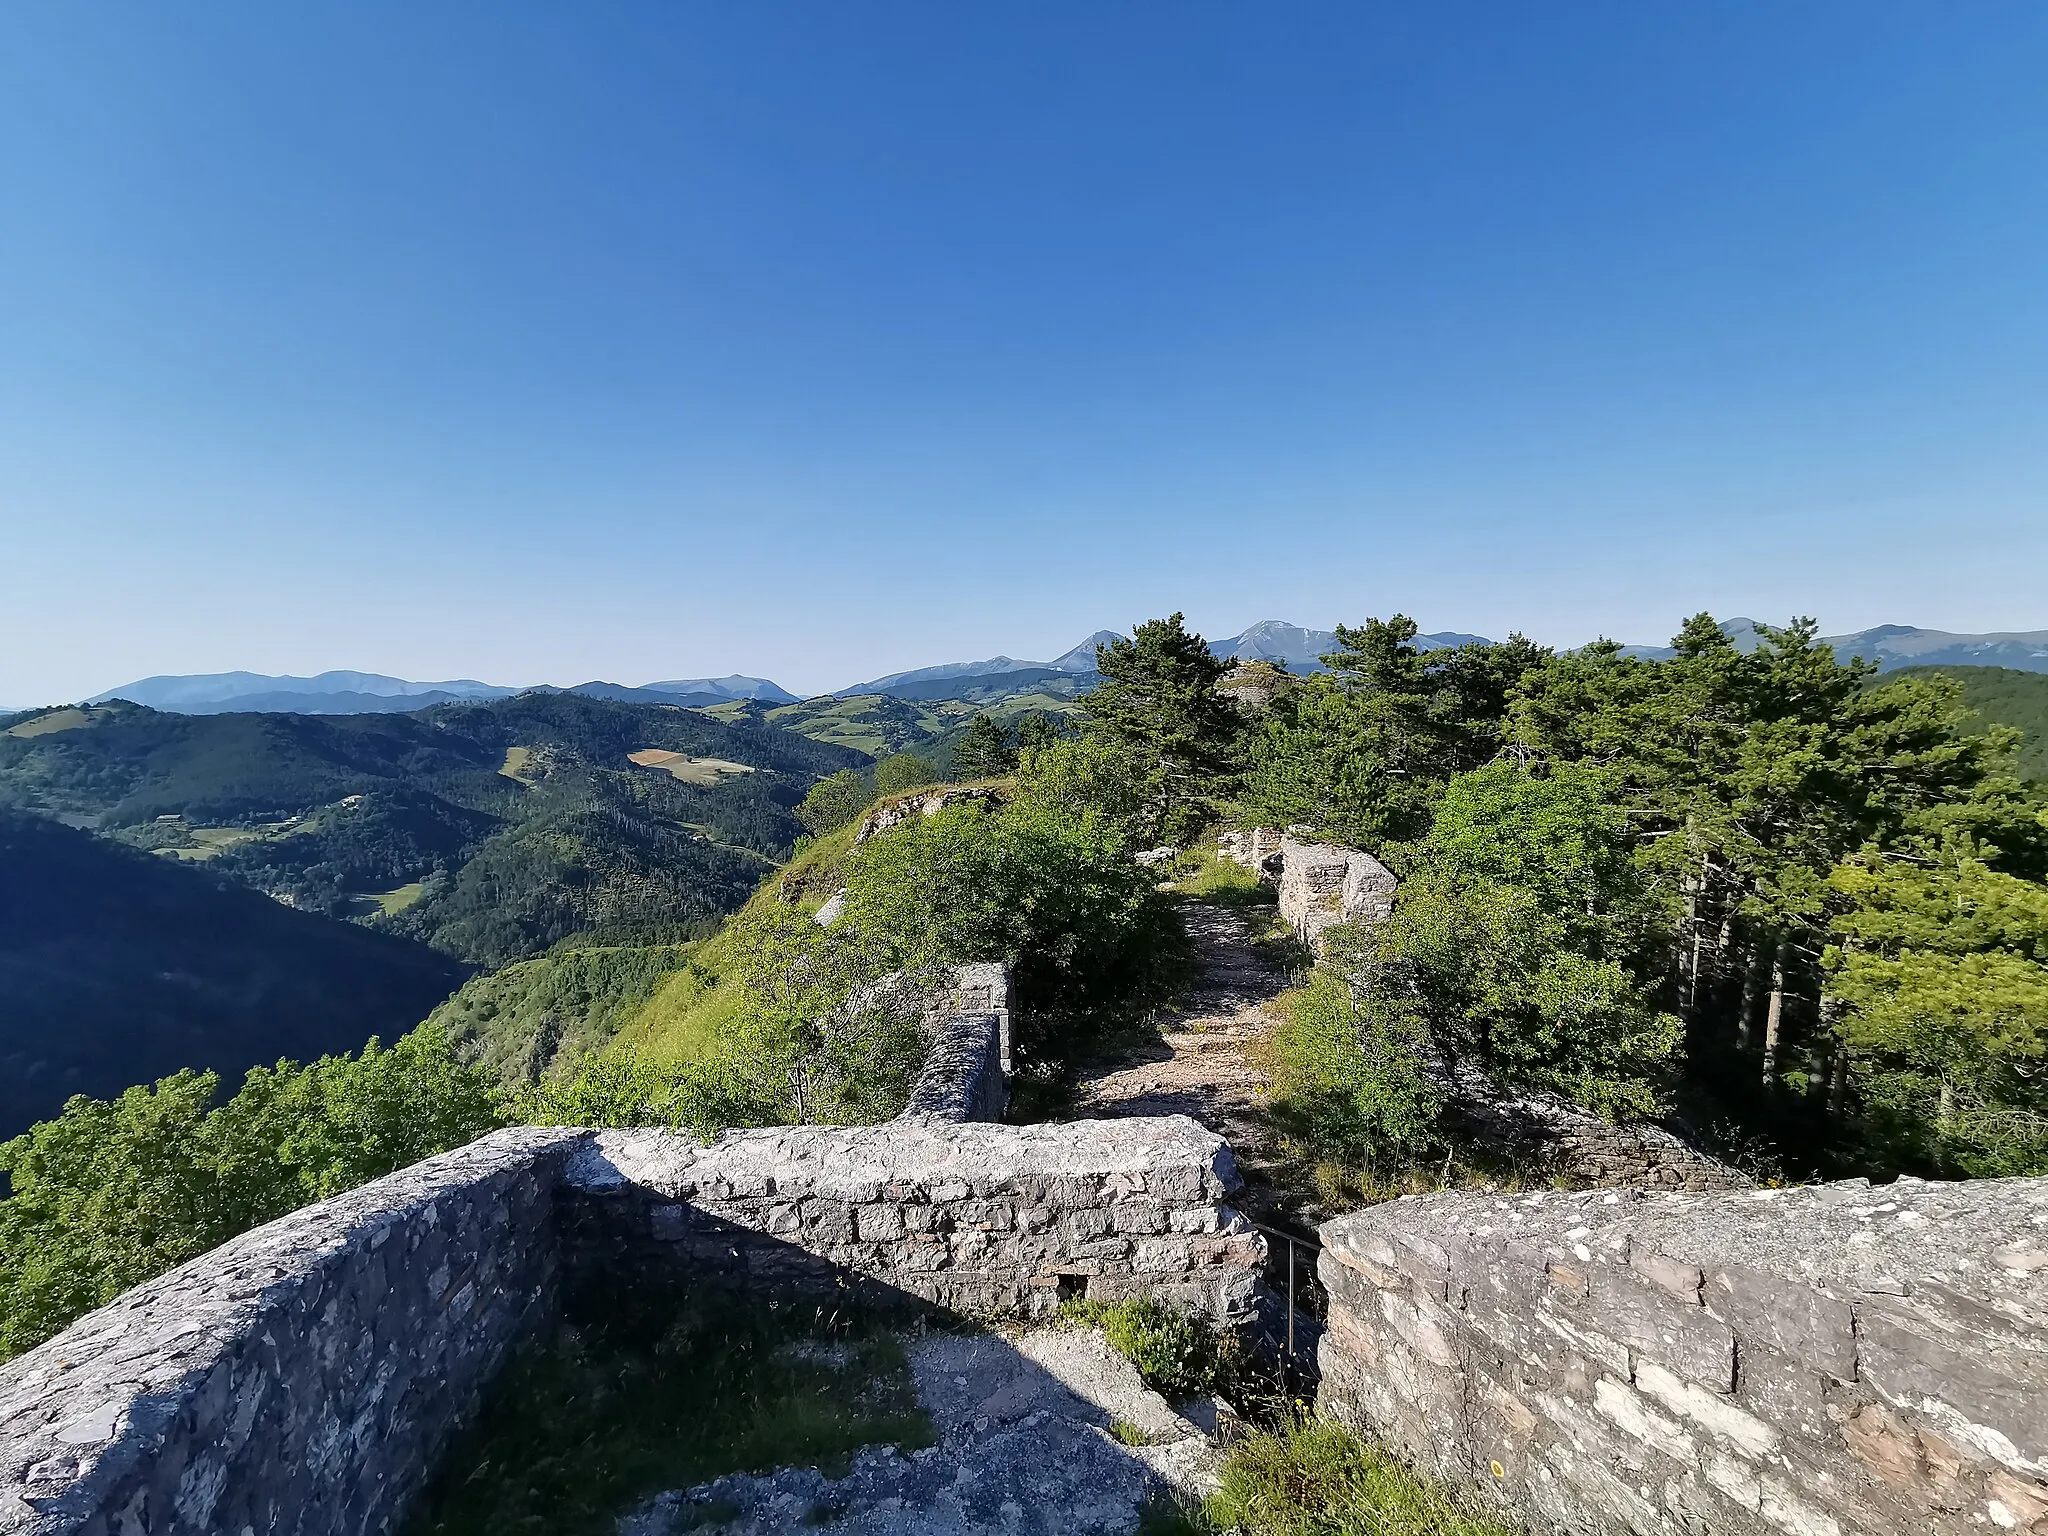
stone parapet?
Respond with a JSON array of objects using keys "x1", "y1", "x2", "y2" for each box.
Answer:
[
  {"x1": 0, "y1": 1125, "x2": 582, "y2": 1536},
  {"x1": 0, "y1": 1116, "x2": 1268, "y2": 1533},
  {"x1": 1316, "y1": 1178, "x2": 2048, "y2": 1536},
  {"x1": 1278, "y1": 835, "x2": 1396, "y2": 953},
  {"x1": 562, "y1": 1118, "x2": 1267, "y2": 1326}
]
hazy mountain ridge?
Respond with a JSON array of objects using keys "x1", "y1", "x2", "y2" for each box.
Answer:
[{"x1": 62, "y1": 619, "x2": 2048, "y2": 723}]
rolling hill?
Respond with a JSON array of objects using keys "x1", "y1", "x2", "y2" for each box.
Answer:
[
  {"x1": 0, "y1": 810, "x2": 469, "y2": 1136},
  {"x1": 0, "y1": 693, "x2": 866, "y2": 970}
]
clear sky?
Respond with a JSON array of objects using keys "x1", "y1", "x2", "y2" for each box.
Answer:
[{"x1": 2, "y1": 4, "x2": 2044, "y2": 704}]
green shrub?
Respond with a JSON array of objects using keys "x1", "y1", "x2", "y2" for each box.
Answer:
[
  {"x1": 874, "y1": 753, "x2": 940, "y2": 795},
  {"x1": 796, "y1": 769, "x2": 877, "y2": 836},
  {"x1": 1058, "y1": 1296, "x2": 1219, "y2": 1399},
  {"x1": 0, "y1": 1024, "x2": 502, "y2": 1359},
  {"x1": 1266, "y1": 965, "x2": 1443, "y2": 1165},
  {"x1": 838, "y1": 743, "x2": 1191, "y2": 1064},
  {"x1": 1205, "y1": 1417, "x2": 1513, "y2": 1536}
]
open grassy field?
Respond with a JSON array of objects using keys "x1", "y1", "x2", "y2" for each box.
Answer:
[
  {"x1": 151, "y1": 825, "x2": 266, "y2": 861},
  {"x1": 627, "y1": 748, "x2": 756, "y2": 785},
  {"x1": 353, "y1": 880, "x2": 428, "y2": 917},
  {"x1": 497, "y1": 744, "x2": 536, "y2": 783},
  {"x1": 4, "y1": 708, "x2": 95, "y2": 739}
]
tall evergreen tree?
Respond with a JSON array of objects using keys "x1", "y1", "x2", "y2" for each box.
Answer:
[
  {"x1": 951, "y1": 714, "x2": 1019, "y2": 779},
  {"x1": 1081, "y1": 614, "x2": 1238, "y2": 841}
]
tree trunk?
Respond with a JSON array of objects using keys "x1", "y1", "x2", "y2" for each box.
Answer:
[
  {"x1": 1827, "y1": 1045, "x2": 1851, "y2": 1117},
  {"x1": 1761, "y1": 941, "x2": 1786, "y2": 1088},
  {"x1": 1679, "y1": 848, "x2": 1703, "y2": 1020},
  {"x1": 1737, "y1": 937, "x2": 1762, "y2": 1052},
  {"x1": 1814, "y1": 992, "x2": 1844, "y2": 1103}
]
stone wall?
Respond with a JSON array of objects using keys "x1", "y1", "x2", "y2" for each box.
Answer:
[
  {"x1": 560, "y1": 1118, "x2": 1267, "y2": 1325},
  {"x1": 0, "y1": 1116, "x2": 1265, "y2": 1534},
  {"x1": 1278, "y1": 834, "x2": 1397, "y2": 953},
  {"x1": 1317, "y1": 1177, "x2": 2048, "y2": 1536},
  {"x1": 1217, "y1": 825, "x2": 1284, "y2": 877},
  {"x1": 1438, "y1": 1055, "x2": 1746, "y2": 1192},
  {"x1": 0, "y1": 1125, "x2": 582, "y2": 1536},
  {"x1": 896, "y1": 960, "x2": 1012, "y2": 1122}
]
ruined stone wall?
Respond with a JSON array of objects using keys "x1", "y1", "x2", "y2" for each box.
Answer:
[
  {"x1": 1438, "y1": 1056, "x2": 1746, "y2": 1192},
  {"x1": 0, "y1": 1116, "x2": 1265, "y2": 1534},
  {"x1": 1277, "y1": 834, "x2": 1397, "y2": 953},
  {"x1": 1317, "y1": 1177, "x2": 2048, "y2": 1536},
  {"x1": 0, "y1": 1125, "x2": 582, "y2": 1536},
  {"x1": 560, "y1": 1118, "x2": 1267, "y2": 1326}
]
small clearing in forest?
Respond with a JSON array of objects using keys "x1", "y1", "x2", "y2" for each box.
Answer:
[{"x1": 628, "y1": 749, "x2": 756, "y2": 785}]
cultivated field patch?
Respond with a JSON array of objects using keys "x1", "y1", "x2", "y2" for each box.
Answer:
[{"x1": 627, "y1": 749, "x2": 755, "y2": 785}]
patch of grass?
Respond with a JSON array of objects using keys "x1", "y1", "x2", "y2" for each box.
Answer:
[
  {"x1": 1111, "y1": 1417, "x2": 1154, "y2": 1446},
  {"x1": 1172, "y1": 849, "x2": 1272, "y2": 905},
  {"x1": 1139, "y1": 1496, "x2": 1211, "y2": 1536},
  {"x1": 403, "y1": 1286, "x2": 932, "y2": 1536},
  {"x1": 628, "y1": 749, "x2": 757, "y2": 786},
  {"x1": 1057, "y1": 1297, "x2": 1222, "y2": 1399},
  {"x1": 1202, "y1": 1417, "x2": 1514, "y2": 1536},
  {"x1": 612, "y1": 819, "x2": 865, "y2": 1068},
  {"x1": 497, "y1": 744, "x2": 535, "y2": 783},
  {"x1": 5, "y1": 708, "x2": 95, "y2": 738}
]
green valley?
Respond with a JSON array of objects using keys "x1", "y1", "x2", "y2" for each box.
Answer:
[{"x1": 0, "y1": 691, "x2": 867, "y2": 970}]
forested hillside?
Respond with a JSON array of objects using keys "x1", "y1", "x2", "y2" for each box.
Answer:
[
  {"x1": 700, "y1": 691, "x2": 1077, "y2": 766},
  {"x1": 0, "y1": 810, "x2": 467, "y2": 1135},
  {"x1": 0, "y1": 692, "x2": 865, "y2": 968},
  {"x1": 1891, "y1": 665, "x2": 2048, "y2": 786}
]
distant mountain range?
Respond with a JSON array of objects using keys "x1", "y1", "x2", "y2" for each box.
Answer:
[
  {"x1": 86, "y1": 669, "x2": 796, "y2": 716},
  {"x1": 59, "y1": 620, "x2": 2048, "y2": 720},
  {"x1": 1620, "y1": 620, "x2": 2048, "y2": 672}
]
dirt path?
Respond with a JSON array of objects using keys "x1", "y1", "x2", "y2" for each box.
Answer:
[{"x1": 1070, "y1": 901, "x2": 1301, "y2": 1224}]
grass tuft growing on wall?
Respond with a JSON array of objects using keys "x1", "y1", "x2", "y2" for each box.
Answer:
[{"x1": 1203, "y1": 1417, "x2": 1515, "y2": 1536}]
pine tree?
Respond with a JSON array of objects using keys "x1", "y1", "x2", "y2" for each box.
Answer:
[
  {"x1": 951, "y1": 714, "x2": 1018, "y2": 779},
  {"x1": 1081, "y1": 614, "x2": 1238, "y2": 841}
]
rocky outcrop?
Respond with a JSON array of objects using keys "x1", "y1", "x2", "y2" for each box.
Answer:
[
  {"x1": 853, "y1": 786, "x2": 1005, "y2": 845},
  {"x1": 1318, "y1": 1177, "x2": 2048, "y2": 1536},
  {"x1": 1278, "y1": 834, "x2": 1396, "y2": 953}
]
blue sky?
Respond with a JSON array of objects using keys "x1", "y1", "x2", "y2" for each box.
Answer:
[{"x1": 2, "y1": 4, "x2": 2044, "y2": 703}]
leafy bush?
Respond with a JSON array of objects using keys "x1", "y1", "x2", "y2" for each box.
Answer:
[
  {"x1": 874, "y1": 753, "x2": 940, "y2": 795},
  {"x1": 1355, "y1": 761, "x2": 1683, "y2": 1121},
  {"x1": 0, "y1": 1025, "x2": 502, "y2": 1359},
  {"x1": 1058, "y1": 1296, "x2": 1220, "y2": 1399},
  {"x1": 1267, "y1": 963, "x2": 1443, "y2": 1164},
  {"x1": 796, "y1": 769, "x2": 878, "y2": 835},
  {"x1": 838, "y1": 740, "x2": 1190, "y2": 1062}
]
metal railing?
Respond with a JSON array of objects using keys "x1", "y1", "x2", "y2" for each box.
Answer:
[{"x1": 1240, "y1": 1215, "x2": 1322, "y2": 1359}]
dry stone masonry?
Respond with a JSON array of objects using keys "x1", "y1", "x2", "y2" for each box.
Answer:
[
  {"x1": 1317, "y1": 1177, "x2": 2048, "y2": 1536},
  {"x1": 0, "y1": 1126, "x2": 583, "y2": 1536},
  {"x1": 0, "y1": 1114, "x2": 1264, "y2": 1535},
  {"x1": 899, "y1": 961, "x2": 1011, "y2": 1123},
  {"x1": 563, "y1": 1118, "x2": 1267, "y2": 1325},
  {"x1": 1278, "y1": 833, "x2": 1398, "y2": 953}
]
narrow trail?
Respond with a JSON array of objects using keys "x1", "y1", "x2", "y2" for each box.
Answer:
[{"x1": 1069, "y1": 901, "x2": 1302, "y2": 1225}]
